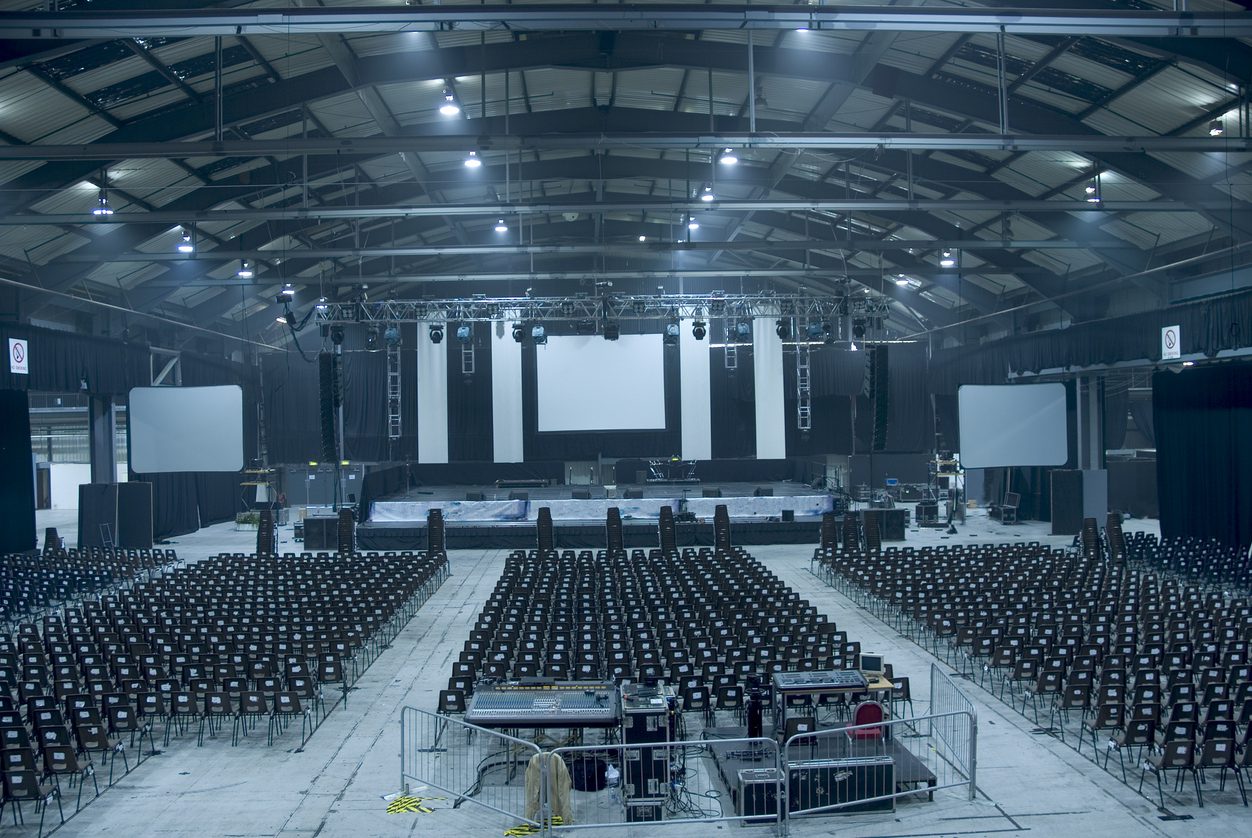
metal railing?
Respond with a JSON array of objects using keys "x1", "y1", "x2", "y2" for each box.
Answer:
[
  {"x1": 782, "y1": 712, "x2": 977, "y2": 816},
  {"x1": 929, "y1": 662, "x2": 979, "y2": 798},
  {"x1": 400, "y1": 707, "x2": 542, "y2": 827},
  {"x1": 549, "y1": 736, "x2": 782, "y2": 832},
  {"x1": 401, "y1": 708, "x2": 976, "y2": 836}
]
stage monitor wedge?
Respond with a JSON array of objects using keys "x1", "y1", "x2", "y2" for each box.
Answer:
[
  {"x1": 957, "y1": 383, "x2": 1068, "y2": 469},
  {"x1": 129, "y1": 385, "x2": 244, "y2": 473}
]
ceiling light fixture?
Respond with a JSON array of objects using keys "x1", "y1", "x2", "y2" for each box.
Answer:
[
  {"x1": 92, "y1": 189, "x2": 114, "y2": 216},
  {"x1": 686, "y1": 215, "x2": 699, "y2": 231},
  {"x1": 1085, "y1": 175, "x2": 1101, "y2": 203},
  {"x1": 1209, "y1": 119, "x2": 1224, "y2": 137},
  {"x1": 177, "y1": 228, "x2": 194, "y2": 253},
  {"x1": 463, "y1": 151, "x2": 482, "y2": 169},
  {"x1": 439, "y1": 85, "x2": 460, "y2": 117},
  {"x1": 939, "y1": 249, "x2": 957, "y2": 269},
  {"x1": 638, "y1": 234, "x2": 646, "y2": 242},
  {"x1": 237, "y1": 260, "x2": 254, "y2": 279},
  {"x1": 699, "y1": 183, "x2": 715, "y2": 202},
  {"x1": 718, "y1": 147, "x2": 739, "y2": 166},
  {"x1": 895, "y1": 275, "x2": 911, "y2": 286},
  {"x1": 494, "y1": 218, "x2": 508, "y2": 233}
]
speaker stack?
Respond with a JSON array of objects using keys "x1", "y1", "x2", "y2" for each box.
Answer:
[
  {"x1": 427, "y1": 508, "x2": 445, "y2": 554},
  {"x1": 256, "y1": 508, "x2": 275, "y2": 555},
  {"x1": 658, "y1": 505, "x2": 677, "y2": 554},
  {"x1": 536, "y1": 506, "x2": 554, "y2": 552},
  {"x1": 865, "y1": 346, "x2": 890, "y2": 452},
  {"x1": 713, "y1": 504, "x2": 732, "y2": 551},
  {"x1": 606, "y1": 507, "x2": 624, "y2": 554},
  {"x1": 336, "y1": 507, "x2": 355, "y2": 554}
]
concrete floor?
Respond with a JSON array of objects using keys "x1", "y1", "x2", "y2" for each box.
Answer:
[{"x1": 19, "y1": 508, "x2": 1246, "y2": 838}]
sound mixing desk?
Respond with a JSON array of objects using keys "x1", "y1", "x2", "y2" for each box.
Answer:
[{"x1": 465, "y1": 681, "x2": 622, "y2": 729}]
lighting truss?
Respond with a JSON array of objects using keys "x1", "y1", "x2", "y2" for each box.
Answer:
[{"x1": 314, "y1": 292, "x2": 889, "y2": 326}]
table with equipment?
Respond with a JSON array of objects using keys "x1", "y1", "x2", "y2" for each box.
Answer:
[{"x1": 771, "y1": 670, "x2": 894, "y2": 730}]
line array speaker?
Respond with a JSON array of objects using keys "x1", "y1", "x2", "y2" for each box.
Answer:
[{"x1": 869, "y1": 346, "x2": 890, "y2": 451}]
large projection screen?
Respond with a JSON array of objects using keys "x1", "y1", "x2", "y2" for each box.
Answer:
[
  {"x1": 129, "y1": 385, "x2": 245, "y2": 473},
  {"x1": 958, "y1": 383, "x2": 1068, "y2": 469},
  {"x1": 536, "y1": 334, "x2": 666, "y2": 432}
]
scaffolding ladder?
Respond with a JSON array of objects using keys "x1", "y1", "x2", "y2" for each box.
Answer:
[
  {"x1": 386, "y1": 343, "x2": 402, "y2": 441},
  {"x1": 796, "y1": 324, "x2": 812, "y2": 431}
]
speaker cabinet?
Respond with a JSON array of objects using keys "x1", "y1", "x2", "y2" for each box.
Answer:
[
  {"x1": 303, "y1": 515, "x2": 339, "y2": 550},
  {"x1": 787, "y1": 756, "x2": 895, "y2": 815}
]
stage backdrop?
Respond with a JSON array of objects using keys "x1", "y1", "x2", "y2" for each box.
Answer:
[{"x1": 1154, "y1": 363, "x2": 1252, "y2": 547}]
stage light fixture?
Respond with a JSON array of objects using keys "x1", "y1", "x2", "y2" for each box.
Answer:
[
  {"x1": 463, "y1": 151, "x2": 482, "y2": 169},
  {"x1": 439, "y1": 85, "x2": 461, "y2": 116},
  {"x1": 330, "y1": 325, "x2": 345, "y2": 345},
  {"x1": 692, "y1": 320, "x2": 707, "y2": 340},
  {"x1": 603, "y1": 322, "x2": 620, "y2": 341},
  {"x1": 806, "y1": 322, "x2": 824, "y2": 340},
  {"x1": 718, "y1": 147, "x2": 739, "y2": 166},
  {"x1": 384, "y1": 324, "x2": 402, "y2": 347},
  {"x1": 663, "y1": 322, "x2": 680, "y2": 345},
  {"x1": 315, "y1": 296, "x2": 329, "y2": 311},
  {"x1": 775, "y1": 319, "x2": 790, "y2": 340},
  {"x1": 177, "y1": 228, "x2": 194, "y2": 253},
  {"x1": 735, "y1": 321, "x2": 752, "y2": 339},
  {"x1": 531, "y1": 325, "x2": 547, "y2": 345},
  {"x1": 429, "y1": 324, "x2": 444, "y2": 344},
  {"x1": 365, "y1": 326, "x2": 380, "y2": 350},
  {"x1": 511, "y1": 323, "x2": 525, "y2": 342},
  {"x1": 1209, "y1": 119, "x2": 1224, "y2": 137},
  {"x1": 237, "y1": 260, "x2": 254, "y2": 279},
  {"x1": 455, "y1": 324, "x2": 472, "y2": 343},
  {"x1": 852, "y1": 318, "x2": 866, "y2": 339}
]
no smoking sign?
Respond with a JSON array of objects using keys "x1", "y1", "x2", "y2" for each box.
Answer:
[
  {"x1": 7, "y1": 338, "x2": 28, "y2": 375},
  {"x1": 1161, "y1": 324, "x2": 1180, "y2": 361}
]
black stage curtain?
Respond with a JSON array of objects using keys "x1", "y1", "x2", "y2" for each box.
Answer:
[
  {"x1": 0, "y1": 322, "x2": 149, "y2": 395},
  {"x1": 710, "y1": 346, "x2": 755, "y2": 458},
  {"x1": 783, "y1": 347, "x2": 860, "y2": 456},
  {"x1": 341, "y1": 346, "x2": 388, "y2": 462},
  {"x1": 985, "y1": 466, "x2": 1054, "y2": 522},
  {"x1": 1154, "y1": 364, "x2": 1252, "y2": 546},
  {"x1": 261, "y1": 352, "x2": 321, "y2": 464},
  {"x1": 886, "y1": 343, "x2": 931, "y2": 452},
  {"x1": 522, "y1": 332, "x2": 681, "y2": 460},
  {"x1": 133, "y1": 471, "x2": 200, "y2": 541},
  {"x1": 0, "y1": 389, "x2": 36, "y2": 553},
  {"x1": 1103, "y1": 383, "x2": 1130, "y2": 451},
  {"x1": 447, "y1": 323, "x2": 493, "y2": 461},
  {"x1": 1129, "y1": 394, "x2": 1155, "y2": 448},
  {"x1": 357, "y1": 463, "x2": 409, "y2": 521},
  {"x1": 933, "y1": 394, "x2": 960, "y2": 452},
  {"x1": 410, "y1": 461, "x2": 564, "y2": 485}
]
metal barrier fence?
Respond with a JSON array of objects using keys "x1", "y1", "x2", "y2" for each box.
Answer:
[
  {"x1": 401, "y1": 708, "x2": 976, "y2": 835},
  {"x1": 549, "y1": 736, "x2": 783, "y2": 833},
  {"x1": 400, "y1": 707, "x2": 542, "y2": 827},
  {"x1": 782, "y1": 711, "x2": 978, "y2": 816},
  {"x1": 928, "y1": 662, "x2": 979, "y2": 799}
]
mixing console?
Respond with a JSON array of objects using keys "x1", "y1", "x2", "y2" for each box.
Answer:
[{"x1": 465, "y1": 681, "x2": 621, "y2": 728}]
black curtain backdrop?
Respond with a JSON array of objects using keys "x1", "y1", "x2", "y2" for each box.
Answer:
[
  {"x1": 0, "y1": 322, "x2": 150, "y2": 395},
  {"x1": 1103, "y1": 382, "x2": 1130, "y2": 451},
  {"x1": 710, "y1": 346, "x2": 755, "y2": 458},
  {"x1": 260, "y1": 326, "x2": 418, "y2": 464},
  {"x1": 886, "y1": 343, "x2": 931, "y2": 451},
  {"x1": 447, "y1": 323, "x2": 494, "y2": 461},
  {"x1": 0, "y1": 389, "x2": 36, "y2": 553},
  {"x1": 783, "y1": 346, "x2": 861, "y2": 456},
  {"x1": 522, "y1": 331, "x2": 682, "y2": 460},
  {"x1": 933, "y1": 394, "x2": 960, "y2": 452},
  {"x1": 1129, "y1": 394, "x2": 1156, "y2": 447},
  {"x1": 1154, "y1": 364, "x2": 1252, "y2": 547}
]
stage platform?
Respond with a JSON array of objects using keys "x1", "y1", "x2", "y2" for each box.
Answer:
[
  {"x1": 357, "y1": 518, "x2": 821, "y2": 550},
  {"x1": 706, "y1": 724, "x2": 937, "y2": 803},
  {"x1": 358, "y1": 480, "x2": 832, "y2": 550}
]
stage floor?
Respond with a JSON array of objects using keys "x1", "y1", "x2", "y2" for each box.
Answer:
[{"x1": 381, "y1": 479, "x2": 825, "y2": 504}]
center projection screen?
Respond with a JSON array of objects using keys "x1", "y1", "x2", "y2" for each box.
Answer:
[
  {"x1": 536, "y1": 334, "x2": 666, "y2": 432},
  {"x1": 957, "y1": 383, "x2": 1068, "y2": 469},
  {"x1": 129, "y1": 384, "x2": 245, "y2": 473}
]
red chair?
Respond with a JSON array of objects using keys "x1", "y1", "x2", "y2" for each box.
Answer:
[{"x1": 848, "y1": 700, "x2": 885, "y2": 741}]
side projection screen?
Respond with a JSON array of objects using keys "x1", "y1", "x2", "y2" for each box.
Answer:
[
  {"x1": 129, "y1": 385, "x2": 245, "y2": 473},
  {"x1": 957, "y1": 383, "x2": 1068, "y2": 469}
]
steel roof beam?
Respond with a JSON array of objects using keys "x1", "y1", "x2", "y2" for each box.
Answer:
[{"x1": 3, "y1": 5, "x2": 1251, "y2": 38}]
